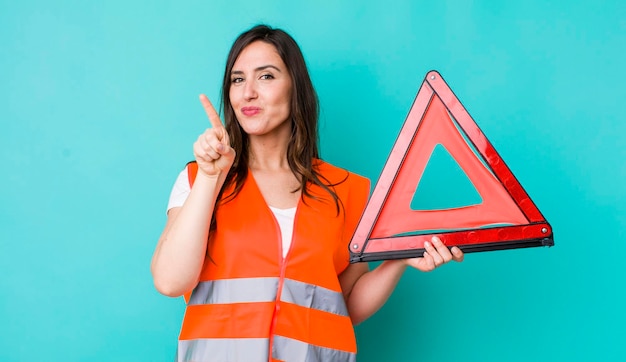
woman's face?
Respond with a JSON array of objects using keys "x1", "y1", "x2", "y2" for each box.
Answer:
[{"x1": 229, "y1": 41, "x2": 293, "y2": 140}]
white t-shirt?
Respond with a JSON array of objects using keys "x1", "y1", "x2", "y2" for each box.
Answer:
[
  {"x1": 167, "y1": 167, "x2": 296, "y2": 258},
  {"x1": 268, "y1": 206, "x2": 297, "y2": 258}
]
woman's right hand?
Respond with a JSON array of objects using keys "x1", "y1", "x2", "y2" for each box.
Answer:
[{"x1": 193, "y1": 94, "x2": 236, "y2": 178}]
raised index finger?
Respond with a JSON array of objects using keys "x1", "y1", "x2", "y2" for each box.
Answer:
[{"x1": 199, "y1": 94, "x2": 223, "y2": 129}]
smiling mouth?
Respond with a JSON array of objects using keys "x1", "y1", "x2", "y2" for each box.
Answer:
[{"x1": 241, "y1": 107, "x2": 261, "y2": 116}]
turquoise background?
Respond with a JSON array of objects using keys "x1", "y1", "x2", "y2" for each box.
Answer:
[{"x1": 1, "y1": 0, "x2": 624, "y2": 361}]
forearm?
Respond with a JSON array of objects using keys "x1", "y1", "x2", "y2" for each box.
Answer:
[
  {"x1": 347, "y1": 259, "x2": 407, "y2": 325},
  {"x1": 151, "y1": 173, "x2": 224, "y2": 296}
]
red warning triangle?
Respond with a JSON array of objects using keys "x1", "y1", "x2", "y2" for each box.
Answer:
[{"x1": 349, "y1": 71, "x2": 553, "y2": 262}]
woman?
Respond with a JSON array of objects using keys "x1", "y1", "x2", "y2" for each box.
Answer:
[{"x1": 151, "y1": 24, "x2": 464, "y2": 362}]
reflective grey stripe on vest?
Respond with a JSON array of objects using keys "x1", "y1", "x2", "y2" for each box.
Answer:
[
  {"x1": 280, "y1": 278, "x2": 349, "y2": 316},
  {"x1": 272, "y1": 335, "x2": 356, "y2": 362},
  {"x1": 177, "y1": 338, "x2": 269, "y2": 362},
  {"x1": 188, "y1": 277, "x2": 279, "y2": 305},
  {"x1": 188, "y1": 277, "x2": 348, "y2": 318}
]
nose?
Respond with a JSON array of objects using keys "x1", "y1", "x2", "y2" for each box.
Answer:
[{"x1": 243, "y1": 80, "x2": 257, "y2": 100}]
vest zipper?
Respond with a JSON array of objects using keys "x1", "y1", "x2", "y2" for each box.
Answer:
[{"x1": 267, "y1": 201, "x2": 300, "y2": 362}]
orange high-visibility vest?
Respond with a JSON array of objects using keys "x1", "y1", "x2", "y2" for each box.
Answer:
[{"x1": 176, "y1": 160, "x2": 370, "y2": 362}]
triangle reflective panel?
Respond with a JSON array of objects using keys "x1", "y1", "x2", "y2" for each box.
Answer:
[{"x1": 349, "y1": 70, "x2": 554, "y2": 263}]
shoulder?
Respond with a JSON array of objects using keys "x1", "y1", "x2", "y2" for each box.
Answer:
[
  {"x1": 166, "y1": 164, "x2": 193, "y2": 212},
  {"x1": 314, "y1": 159, "x2": 370, "y2": 191},
  {"x1": 184, "y1": 161, "x2": 199, "y2": 186}
]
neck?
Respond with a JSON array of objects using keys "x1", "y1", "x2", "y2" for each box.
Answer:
[{"x1": 248, "y1": 136, "x2": 291, "y2": 172}]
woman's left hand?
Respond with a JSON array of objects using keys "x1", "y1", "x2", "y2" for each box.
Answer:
[{"x1": 404, "y1": 236, "x2": 464, "y2": 272}]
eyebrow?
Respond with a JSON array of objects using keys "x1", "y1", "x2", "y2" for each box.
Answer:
[{"x1": 231, "y1": 65, "x2": 282, "y2": 75}]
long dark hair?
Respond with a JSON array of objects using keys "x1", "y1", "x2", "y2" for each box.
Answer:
[{"x1": 213, "y1": 25, "x2": 342, "y2": 215}]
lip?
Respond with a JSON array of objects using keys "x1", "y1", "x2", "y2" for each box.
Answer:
[{"x1": 241, "y1": 107, "x2": 261, "y2": 116}]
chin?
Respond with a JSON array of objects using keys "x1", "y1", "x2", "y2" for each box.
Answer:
[{"x1": 239, "y1": 123, "x2": 267, "y2": 135}]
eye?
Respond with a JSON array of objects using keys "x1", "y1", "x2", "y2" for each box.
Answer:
[
  {"x1": 231, "y1": 77, "x2": 244, "y2": 84},
  {"x1": 260, "y1": 73, "x2": 274, "y2": 80}
]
